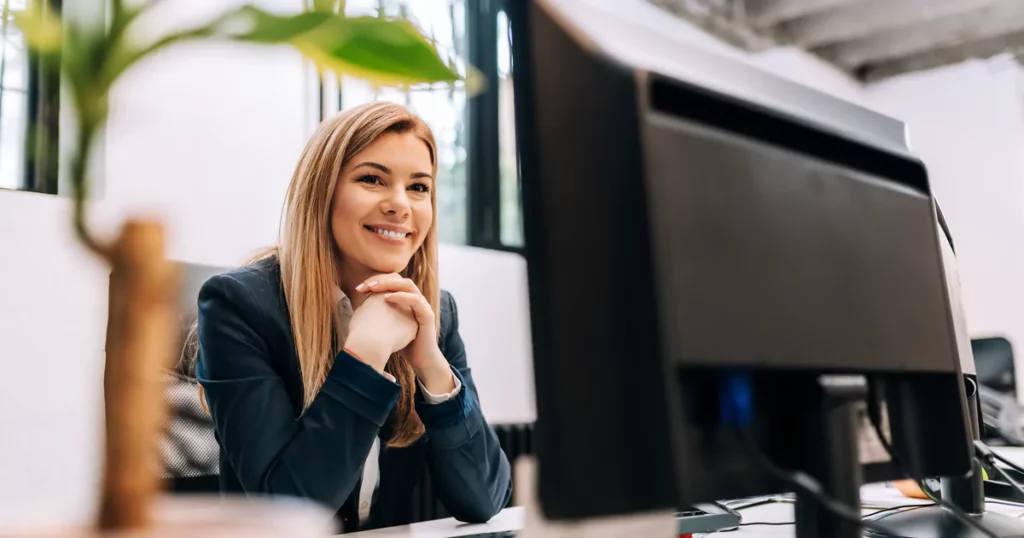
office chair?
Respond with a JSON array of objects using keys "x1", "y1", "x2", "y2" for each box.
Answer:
[{"x1": 159, "y1": 262, "x2": 230, "y2": 493}]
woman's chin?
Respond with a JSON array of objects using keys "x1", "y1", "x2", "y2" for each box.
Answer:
[{"x1": 369, "y1": 258, "x2": 413, "y2": 275}]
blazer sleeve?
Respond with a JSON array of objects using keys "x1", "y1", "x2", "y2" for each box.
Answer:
[
  {"x1": 195, "y1": 273, "x2": 400, "y2": 510},
  {"x1": 414, "y1": 291, "x2": 513, "y2": 523}
]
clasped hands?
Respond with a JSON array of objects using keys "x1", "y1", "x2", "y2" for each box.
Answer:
[{"x1": 344, "y1": 274, "x2": 455, "y2": 395}]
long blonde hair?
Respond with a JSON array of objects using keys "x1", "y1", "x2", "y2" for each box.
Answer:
[{"x1": 193, "y1": 102, "x2": 440, "y2": 448}]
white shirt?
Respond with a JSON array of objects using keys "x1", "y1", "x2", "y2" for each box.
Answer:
[{"x1": 334, "y1": 289, "x2": 462, "y2": 525}]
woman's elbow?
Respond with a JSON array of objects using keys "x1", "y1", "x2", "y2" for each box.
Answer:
[
  {"x1": 458, "y1": 478, "x2": 513, "y2": 523},
  {"x1": 454, "y1": 509, "x2": 495, "y2": 525},
  {"x1": 453, "y1": 501, "x2": 502, "y2": 524},
  {"x1": 261, "y1": 467, "x2": 351, "y2": 513}
]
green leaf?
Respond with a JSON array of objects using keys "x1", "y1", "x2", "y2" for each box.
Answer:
[
  {"x1": 295, "y1": 16, "x2": 460, "y2": 85},
  {"x1": 229, "y1": 6, "x2": 332, "y2": 44},
  {"x1": 13, "y1": 1, "x2": 62, "y2": 53},
  {"x1": 229, "y1": 8, "x2": 460, "y2": 86},
  {"x1": 312, "y1": 0, "x2": 339, "y2": 13}
]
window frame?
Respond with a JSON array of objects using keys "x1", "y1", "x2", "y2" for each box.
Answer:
[
  {"x1": 465, "y1": 0, "x2": 522, "y2": 254},
  {"x1": 0, "y1": 0, "x2": 61, "y2": 194},
  {"x1": 318, "y1": 0, "x2": 523, "y2": 253}
]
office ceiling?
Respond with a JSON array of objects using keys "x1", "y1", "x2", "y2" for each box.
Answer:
[{"x1": 649, "y1": 0, "x2": 1024, "y2": 81}]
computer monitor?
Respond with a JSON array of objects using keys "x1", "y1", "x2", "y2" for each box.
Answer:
[{"x1": 508, "y1": 0, "x2": 974, "y2": 533}]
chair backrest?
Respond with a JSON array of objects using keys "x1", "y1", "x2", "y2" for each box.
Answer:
[
  {"x1": 161, "y1": 370, "x2": 220, "y2": 483},
  {"x1": 973, "y1": 336, "x2": 1015, "y2": 395},
  {"x1": 160, "y1": 262, "x2": 231, "y2": 488}
]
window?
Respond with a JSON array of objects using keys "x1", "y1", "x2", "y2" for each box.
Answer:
[
  {"x1": 340, "y1": 0, "x2": 470, "y2": 245},
  {"x1": 463, "y1": 0, "x2": 522, "y2": 252},
  {"x1": 0, "y1": 0, "x2": 29, "y2": 190},
  {"x1": 328, "y1": 0, "x2": 523, "y2": 251},
  {"x1": 0, "y1": 0, "x2": 59, "y2": 194},
  {"x1": 496, "y1": 8, "x2": 522, "y2": 248}
]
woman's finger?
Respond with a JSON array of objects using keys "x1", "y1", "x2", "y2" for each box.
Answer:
[
  {"x1": 355, "y1": 273, "x2": 419, "y2": 295},
  {"x1": 384, "y1": 292, "x2": 433, "y2": 325}
]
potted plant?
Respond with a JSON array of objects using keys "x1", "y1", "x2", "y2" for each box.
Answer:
[{"x1": 14, "y1": 0, "x2": 463, "y2": 533}]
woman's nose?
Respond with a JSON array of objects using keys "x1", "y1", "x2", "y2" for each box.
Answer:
[{"x1": 381, "y1": 188, "x2": 411, "y2": 216}]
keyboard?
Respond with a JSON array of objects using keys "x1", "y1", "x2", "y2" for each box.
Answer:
[{"x1": 677, "y1": 503, "x2": 742, "y2": 535}]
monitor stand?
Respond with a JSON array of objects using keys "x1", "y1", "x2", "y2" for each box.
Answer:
[
  {"x1": 863, "y1": 470, "x2": 1024, "y2": 538},
  {"x1": 864, "y1": 505, "x2": 1024, "y2": 538},
  {"x1": 864, "y1": 376, "x2": 1024, "y2": 537},
  {"x1": 792, "y1": 375, "x2": 868, "y2": 538}
]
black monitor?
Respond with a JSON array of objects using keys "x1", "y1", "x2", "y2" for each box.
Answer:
[{"x1": 508, "y1": 0, "x2": 974, "y2": 534}]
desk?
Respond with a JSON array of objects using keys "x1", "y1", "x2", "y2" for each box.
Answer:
[
  {"x1": 349, "y1": 507, "x2": 523, "y2": 537},
  {"x1": 350, "y1": 486, "x2": 1024, "y2": 537},
  {"x1": 351, "y1": 449, "x2": 1024, "y2": 537},
  {"x1": 703, "y1": 486, "x2": 1024, "y2": 537}
]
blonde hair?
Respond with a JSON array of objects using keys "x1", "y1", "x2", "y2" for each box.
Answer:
[{"x1": 192, "y1": 102, "x2": 440, "y2": 448}]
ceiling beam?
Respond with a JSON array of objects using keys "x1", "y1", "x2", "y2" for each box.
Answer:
[
  {"x1": 649, "y1": 0, "x2": 775, "y2": 50},
  {"x1": 861, "y1": 30, "x2": 1024, "y2": 82},
  {"x1": 775, "y1": 0, "x2": 1006, "y2": 48},
  {"x1": 816, "y1": 0, "x2": 1024, "y2": 69},
  {"x1": 743, "y1": 0, "x2": 867, "y2": 27}
]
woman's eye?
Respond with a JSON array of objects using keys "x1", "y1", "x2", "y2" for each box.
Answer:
[
  {"x1": 357, "y1": 174, "x2": 383, "y2": 186},
  {"x1": 410, "y1": 182, "x2": 430, "y2": 193}
]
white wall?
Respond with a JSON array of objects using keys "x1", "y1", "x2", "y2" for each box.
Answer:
[
  {"x1": 0, "y1": 192, "x2": 109, "y2": 528},
  {"x1": 865, "y1": 56, "x2": 1024, "y2": 390},
  {"x1": 96, "y1": 0, "x2": 313, "y2": 266}
]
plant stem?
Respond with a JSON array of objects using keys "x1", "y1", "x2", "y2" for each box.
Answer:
[
  {"x1": 69, "y1": 6, "x2": 237, "y2": 262},
  {"x1": 110, "y1": 0, "x2": 125, "y2": 25},
  {"x1": 71, "y1": 112, "x2": 112, "y2": 260}
]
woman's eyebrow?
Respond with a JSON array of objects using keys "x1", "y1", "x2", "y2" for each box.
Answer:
[
  {"x1": 354, "y1": 161, "x2": 391, "y2": 174},
  {"x1": 354, "y1": 162, "x2": 431, "y2": 180}
]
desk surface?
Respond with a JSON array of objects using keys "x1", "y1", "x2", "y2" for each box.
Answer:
[
  {"x1": 349, "y1": 508, "x2": 523, "y2": 537},
  {"x1": 351, "y1": 448, "x2": 1024, "y2": 537},
  {"x1": 348, "y1": 490, "x2": 1024, "y2": 537}
]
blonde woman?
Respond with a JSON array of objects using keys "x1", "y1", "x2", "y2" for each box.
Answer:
[{"x1": 194, "y1": 102, "x2": 512, "y2": 533}]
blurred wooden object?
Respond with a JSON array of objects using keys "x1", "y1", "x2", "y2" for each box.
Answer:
[
  {"x1": 5, "y1": 496, "x2": 337, "y2": 537},
  {"x1": 513, "y1": 457, "x2": 677, "y2": 537},
  {"x1": 97, "y1": 220, "x2": 178, "y2": 530}
]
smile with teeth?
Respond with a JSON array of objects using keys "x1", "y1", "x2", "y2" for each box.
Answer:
[{"x1": 365, "y1": 226, "x2": 411, "y2": 240}]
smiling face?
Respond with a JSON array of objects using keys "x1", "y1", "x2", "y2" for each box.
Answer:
[{"x1": 331, "y1": 130, "x2": 435, "y2": 281}]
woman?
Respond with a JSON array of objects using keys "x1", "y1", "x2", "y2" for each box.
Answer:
[{"x1": 193, "y1": 102, "x2": 512, "y2": 533}]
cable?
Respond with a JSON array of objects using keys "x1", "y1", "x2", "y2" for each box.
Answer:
[
  {"x1": 736, "y1": 429, "x2": 897, "y2": 535},
  {"x1": 976, "y1": 441, "x2": 1024, "y2": 504},
  {"x1": 987, "y1": 499, "x2": 1024, "y2": 509},
  {"x1": 709, "y1": 504, "x2": 935, "y2": 535},
  {"x1": 862, "y1": 503, "x2": 935, "y2": 520},
  {"x1": 737, "y1": 521, "x2": 794, "y2": 527},
  {"x1": 981, "y1": 441, "x2": 1024, "y2": 477},
  {"x1": 987, "y1": 463, "x2": 1024, "y2": 500},
  {"x1": 718, "y1": 373, "x2": 895, "y2": 535},
  {"x1": 865, "y1": 388, "x2": 1000, "y2": 538},
  {"x1": 721, "y1": 494, "x2": 791, "y2": 511}
]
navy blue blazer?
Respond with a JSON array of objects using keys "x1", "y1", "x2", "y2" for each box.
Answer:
[{"x1": 195, "y1": 257, "x2": 512, "y2": 532}]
